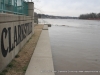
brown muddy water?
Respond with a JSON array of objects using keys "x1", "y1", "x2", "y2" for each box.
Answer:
[{"x1": 40, "y1": 19, "x2": 100, "y2": 75}]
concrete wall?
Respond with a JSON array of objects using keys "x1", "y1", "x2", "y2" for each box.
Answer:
[
  {"x1": 28, "y1": 2, "x2": 34, "y2": 33},
  {"x1": 0, "y1": 13, "x2": 34, "y2": 72}
]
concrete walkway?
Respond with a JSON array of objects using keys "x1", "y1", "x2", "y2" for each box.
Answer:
[{"x1": 25, "y1": 25, "x2": 55, "y2": 75}]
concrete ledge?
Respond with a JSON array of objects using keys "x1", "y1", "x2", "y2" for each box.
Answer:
[
  {"x1": 43, "y1": 25, "x2": 48, "y2": 30},
  {"x1": 25, "y1": 29, "x2": 55, "y2": 75},
  {"x1": 44, "y1": 24, "x2": 51, "y2": 27},
  {"x1": 0, "y1": 13, "x2": 32, "y2": 23}
]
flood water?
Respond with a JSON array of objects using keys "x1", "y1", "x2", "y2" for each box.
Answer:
[{"x1": 39, "y1": 19, "x2": 100, "y2": 75}]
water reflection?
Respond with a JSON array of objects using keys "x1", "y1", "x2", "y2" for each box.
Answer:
[{"x1": 47, "y1": 19, "x2": 100, "y2": 75}]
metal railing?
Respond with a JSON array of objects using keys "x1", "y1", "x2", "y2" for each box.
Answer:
[{"x1": 0, "y1": 0, "x2": 29, "y2": 15}]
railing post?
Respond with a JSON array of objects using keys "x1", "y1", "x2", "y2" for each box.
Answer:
[
  {"x1": 2, "y1": 0, "x2": 5, "y2": 13},
  {"x1": 14, "y1": 0, "x2": 17, "y2": 14},
  {"x1": 21, "y1": 0, "x2": 23, "y2": 15}
]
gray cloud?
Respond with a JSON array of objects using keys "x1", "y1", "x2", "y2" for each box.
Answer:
[{"x1": 34, "y1": 0, "x2": 100, "y2": 16}]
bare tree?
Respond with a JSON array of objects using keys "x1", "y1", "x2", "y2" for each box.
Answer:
[{"x1": 79, "y1": 13, "x2": 99, "y2": 19}]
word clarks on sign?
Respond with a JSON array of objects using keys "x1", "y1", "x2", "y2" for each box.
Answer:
[{"x1": 1, "y1": 22, "x2": 32, "y2": 57}]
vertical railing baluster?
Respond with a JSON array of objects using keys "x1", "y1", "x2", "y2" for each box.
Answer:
[{"x1": 3, "y1": 0, "x2": 5, "y2": 13}]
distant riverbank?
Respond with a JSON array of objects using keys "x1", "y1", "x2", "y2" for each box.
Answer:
[{"x1": 79, "y1": 18, "x2": 100, "y2": 20}]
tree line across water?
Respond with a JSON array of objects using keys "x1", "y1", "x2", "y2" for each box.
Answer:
[{"x1": 79, "y1": 13, "x2": 100, "y2": 20}]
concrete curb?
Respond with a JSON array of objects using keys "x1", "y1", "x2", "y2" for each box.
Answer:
[{"x1": 25, "y1": 25, "x2": 55, "y2": 75}]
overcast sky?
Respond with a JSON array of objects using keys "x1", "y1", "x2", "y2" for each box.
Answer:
[{"x1": 32, "y1": 0, "x2": 100, "y2": 17}]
